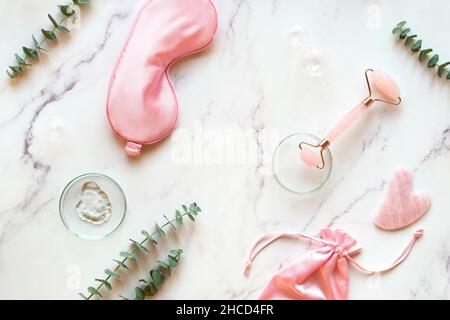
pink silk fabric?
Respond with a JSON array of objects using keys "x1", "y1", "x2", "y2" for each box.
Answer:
[
  {"x1": 107, "y1": 0, "x2": 217, "y2": 156},
  {"x1": 244, "y1": 228, "x2": 423, "y2": 300}
]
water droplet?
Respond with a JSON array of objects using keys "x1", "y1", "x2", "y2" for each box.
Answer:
[
  {"x1": 288, "y1": 25, "x2": 306, "y2": 47},
  {"x1": 303, "y1": 48, "x2": 324, "y2": 77}
]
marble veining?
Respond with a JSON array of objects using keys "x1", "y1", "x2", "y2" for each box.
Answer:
[{"x1": 0, "y1": 0, "x2": 449, "y2": 299}]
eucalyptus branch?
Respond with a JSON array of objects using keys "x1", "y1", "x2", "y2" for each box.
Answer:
[
  {"x1": 79, "y1": 203, "x2": 201, "y2": 300},
  {"x1": 6, "y1": 0, "x2": 91, "y2": 79},
  {"x1": 120, "y1": 249, "x2": 183, "y2": 300},
  {"x1": 392, "y1": 21, "x2": 450, "y2": 80}
]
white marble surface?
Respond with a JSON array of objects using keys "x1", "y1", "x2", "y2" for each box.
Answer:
[{"x1": 0, "y1": 0, "x2": 450, "y2": 300}]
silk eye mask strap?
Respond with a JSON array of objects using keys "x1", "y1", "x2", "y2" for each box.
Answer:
[{"x1": 243, "y1": 229, "x2": 423, "y2": 276}]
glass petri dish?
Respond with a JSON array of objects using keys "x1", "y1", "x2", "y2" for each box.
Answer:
[
  {"x1": 59, "y1": 173, "x2": 127, "y2": 240},
  {"x1": 273, "y1": 133, "x2": 332, "y2": 194}
]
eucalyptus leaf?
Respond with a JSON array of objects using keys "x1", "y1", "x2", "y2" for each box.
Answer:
[
  {"x1": 164, "y1": 215, "x2": 176, "y2": 230},
  {"x1": 88, "y1": 286, "x2": 102, "y2": 297},
  {"x1": 396, "y1": 20, "x2": 407, "y2": 28},
  {"x1": 405, "y1": 34, "x2": 417, "y2": 46},
  {"x1": 419, "y1": 49, "x2": 433, "y2": 62},
  {"x1": 438, "y1": 62, "x2": 450, "y2": 77},
  {"x1": 42, "y1": 29, "x2": 57, "y2": 40},
  {"x1": 168, "y1": 255, "x2": 178, "y2": 268},
  {"x1": 187, "y1": 212, "x2": 195, "y2": 221},
  {"x1": 113, "y1": 259, "x2": 129, "y2": 270},
  {"x1": 95, "y1": 279, "x2": 112, "y2": 291},
  {"x1": 105, "y1": 268, "x2": 120, "y2": 278},
  {"x1": 399, "y1": 28, "x2": 410, "y2": 39},
  {"x1": 73, "y1": 0, "x2": 91, "y2": 4},
  {"x1": 15, "y1": 54, "x2": 31, "y2": 66},
  {"x1": 22, "y1": 47, "x2": 38, "y2": 60},
  {"x1": 411, "y1": 39, "x2": 422, "y2": 52},
  {"x1": 78, "y1": 292, "x2": 89, "y2": 300},
  {"x1": 57, "y1": 25, "x2": 70, "y2": 33},
  {"x1": 120, "y1": 251, "x2": 137, "y2": 260},
  {"x1": 145, "y1": 282, "x2": 158, "y2": 296},
  {"x1": 135, "y1": 287, "x2": 145, "y2": 300},
  {"x1": 48, "y1": 14, "x2": 59, "y2": 28},
  {"x1": 155, "y1": 223, "x2": 166, "y2": 237},
  {"x1": 141, "y1": 230, "x2": 158, "y2": 244},
  {"x1": 130, "y1": 239, "x2": 149, "y2": 253},
  {"x1": 428, "y1": 54, "x2": 439, "y2": 68},
  {"x1": 175, "y1": 210, "x2": 183, "y2": 224},
  {"x1": 150, "y1": 270, "x2": 165, "y2": 286},
  {"x1": 59, "y1": 5, "x2": 75, "y2": 17}
]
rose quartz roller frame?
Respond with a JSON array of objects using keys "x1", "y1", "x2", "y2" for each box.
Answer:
[
  {"x1": 107, "y1": 0, "x2": 218, "y2": 157},
  {"x1": 300, "y1": 69, "x2": 401, "y2": 169}
]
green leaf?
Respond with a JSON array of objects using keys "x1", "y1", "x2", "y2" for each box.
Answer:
[
  {"x1": 48, "y1": 14, "x2": 59, "y2": 28},
  {"x1": 170, "y1": 249, "x2": 183, "y2": 257},
  {"x1": 57, "y1": 25, "x2": 70, "y2": 33},
  {"x1": 145, "y1": 282, "x2": 158, "y2": 296},
  {"x1": 113, "y1": 259, "x2": 129, "y2": 270},
  {"x1": 175, "y1": 210, "x2": 183, "y2": 224},
  {"x1": 399, "y1": 28, "x2": 410, "y2": 40},
  {"x1": 155, "y1": 223, "x2": 166, "y2": 237},
  {"x1": 164, "y1": 215, "x2": 176, "y2": 230},
  {"x1": 95, "y1": 279, "x2": 112, "y2": 290},
  {"x1": 157, "y1": 260, "x2": 170, "y2": 272},
  {"x1": 41, "y1": 29, "x2": 57, "y2": 40},
  {"x1": 15, "y1": 54, "x2": 31, "y2": 66},
  {"x1": 9, "y1": 65, "x2": 23, "y2": 75},
  {"x1": 105, "y1": 268, "x2": 120, "y2": 278},
  {"x1": 22, "y1": 47, "x2": 38, "y2": 60},
  {"x1": 119, "y1": 295, "x2": 129, "y2": 300},
  {"x1": 392, "y1": 21, "x2": 406, "y2": 36},
  {"x1": 438, "y1": 62, "x2": 450, "y2": 77},
  {"x1": 135, "y1": 287, "x2": 145, "y2": 300},
  {"x1": 427, "y1": 54, "x2": 439, "y2": 67},
  {"x1": 187, "y1": 212, "x2": 195, "y2": 221},
  {"x1": 141, "y1": 230, "x2": 158, "y2": 244},
  {"x1": 168, "y1": 255, "x2": 179, "y2": 268},
  {"x1": 182, "y1": 205, "x2": 188, "y2": 213},
  {"x1": 405, "y1": 34, "x2": 417, "y2": 46},
  {"x1": 73, "y1": 0, "x2": 91, "y2": 5},
  {"x1": 130, "y1": 239, "x2": 149, "y2": 253},
  {"x1": 78, "y1": 292, "x2": 89, "y2": 300},
  {"x1": 88, "y1": 286, "x2": 102, "y2": 297},
  {"x1": 411, "y1": 39, "x2": 422, "y2": 52},
  {"x1": 150, "y1": 270, "x2": 165, "y2": 286},
  {"x1": 59, "y1": 5, "x2": 75, "y2": 17},
  {"x1": 447, "y1": 71, "x2": 450, "y2": 80},
  {"x1": 191, "y1": 203, "x2": 201, "y2": 213},
  {"x1": 392, "y1": 26, "x2": 402, "y2": 35},
  {"x1": 396, "y1": 21, "x2": 407, "y2": 28},
  {"x1": 419, "y1": 49, "x2": 433, "y2": 62},
  {"x1": 7, "y1": 70, "x2": 17, "y2": 79},
  {"x1": 33, "y1": 35, "x2": 47, "y2": 52},
  {"x1": 120, "y1": 251, "x2": 137, "y2": 260},
  {"x1": 139, "y1": 278, "x2": 148, "y2": 284}
]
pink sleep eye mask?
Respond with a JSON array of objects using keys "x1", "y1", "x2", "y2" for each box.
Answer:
[
  {"x1": 374, "y1": 168, "x2": 431, "y2": 230},
  {"x1": 106, "y1": 0, "x2": 218, "y2": 156}
]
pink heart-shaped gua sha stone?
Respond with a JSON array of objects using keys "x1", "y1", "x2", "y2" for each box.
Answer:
[
  {"x1": 374, "y1": 168, "x2": 431, "y2": 230},
  {"x1": 107, "y1": 0, "x2": 218, "y2": 157}
]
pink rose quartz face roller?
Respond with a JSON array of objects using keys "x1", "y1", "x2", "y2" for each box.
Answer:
[
  {"x1": 273, "y1": 69, "x2": 401, "y2": 194},
  {"x1": 107, "y1": 0, "x2": 217, "y2": 157}
]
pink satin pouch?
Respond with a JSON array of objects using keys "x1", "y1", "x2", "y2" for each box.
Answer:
[
  {"x1": 107, "y1": 0, "x2": 217, "y2": 156},
  {"x1": 244, "y1": 228, "x2": 423, "y2": 300}
]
